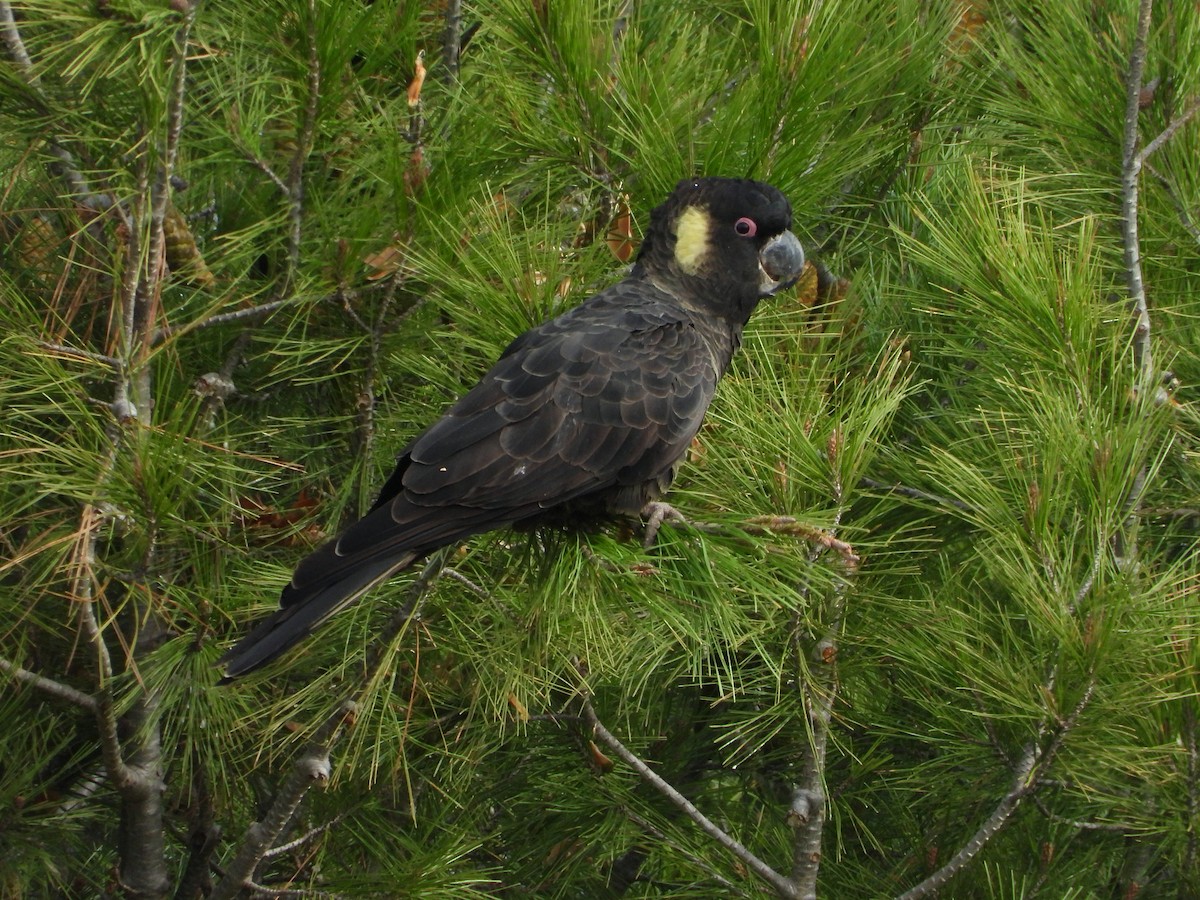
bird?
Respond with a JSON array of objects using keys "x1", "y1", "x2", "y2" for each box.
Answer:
[{"x1": 219, "y1": 176, "x2": 804, "y2": 680}]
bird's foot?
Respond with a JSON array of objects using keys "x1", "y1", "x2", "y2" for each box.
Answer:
[{"x1": 639, "y1": 501, "x2": 690, "y2": 549}]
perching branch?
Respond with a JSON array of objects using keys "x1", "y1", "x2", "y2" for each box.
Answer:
[{"x1": 581, "y1": 696, "x2": 798, "y2": 898}]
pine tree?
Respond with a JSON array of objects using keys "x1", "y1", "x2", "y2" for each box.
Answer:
[{"x1": 1, "y1": 0, "x2": 1197, "y2": 897}]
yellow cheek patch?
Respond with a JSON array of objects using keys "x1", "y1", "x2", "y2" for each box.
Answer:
[{"x1": 673, "y1": 205, "x2": 710, "y2": 275}]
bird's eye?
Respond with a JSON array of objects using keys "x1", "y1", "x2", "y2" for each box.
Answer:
[{"x1": 734, "y1": 217, "x2": 757, "y2": 237}]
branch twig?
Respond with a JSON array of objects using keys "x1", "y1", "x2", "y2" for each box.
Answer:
[
  {"x1": 1119, "y1": 0, "x2": 1156, "y2": 385},
  {"x1": 790, "y1": 439, "x2": 851, "y2": 900},
  {"x1": 581, "y1": 696, "x2": 798, "y2": 898},
  {"x1": 0, "y1": 656, "x2": 98, "y2": 713},
  {"x1": 0, "y1": 1, "x2": 122, "y2": 221},
  {"x1": 209, "y1": 701, "x2": 356, "y2": 900},
  {"x1": 212, "y1": 555, "x2": 447, "y2": 897},
  {"x1": 896, "y1": 744, "x2": 1039, "y2": 900}
]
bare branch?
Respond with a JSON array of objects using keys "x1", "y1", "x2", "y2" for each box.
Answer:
[
  {"x1": 139, "y1": 0, "x2": 197, "y2": 371},
  {"x1": 441, "y1": 0, "x2": 462, "y2": 82},
  {"x1": 0, "y1": 0, "x2": 33, "y2": 70},
  {"x1": 896, "y1": 743, "x2": 1039, "y2": 900},
  {"x1": 0, "y1": 0, "x2": 122, "y2": 220},
  {"x1": 283, "y1": 0, "x2": 321, "y2": 286},
  {"x1": 1146, "y1": 161, "x2": 1200, "y2": 247},
  {"x1": 581, "y1": 697, "x2": 798, "y2": 898},
  {"x1": 1135, "y1": 94, "x2": 1200, "y2": 169},
  {"x1": 1119, "y1": 0, "x2": 1155, "y2": 385},
  {"x1": 154, "y1": 296, "x2": 294, "y2": 343},
  {"x1": 262, "y1": 812, "x2": 348, "y2": 859},
  {"x1": 244, "y1": 880, "x2": 342, "y2": 899},
  {"x1": 71, "y1": 501, "x2": 133, "y2": 788},
  {"x1": 898, "y1": 679, "x2": 1096, "y2": 899},
  {"x1": 210, "y1": 701, "x2": 356, "y2": 900},
  {"x1": 620, "y1": 806, "x2": 748, "y2": 895},
  {"x1": 0, "y1": 656, "x2": 98, "y2": 713},
  {"x1": 37, "y1": 341, "x2": 124, "y2": 372},
  {"x1": 246, "y1": 152, "x2": 290, "y2": 197}
]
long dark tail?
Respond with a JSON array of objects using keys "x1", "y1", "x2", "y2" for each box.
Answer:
[
  {"x1": 217, "y1": 547, "x2": 418, "y2": 682},
  {"x1": 218, "y1": 498, "x2": 506, "y2": 682}
]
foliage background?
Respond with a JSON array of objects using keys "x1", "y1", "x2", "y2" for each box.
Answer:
[{"x1": 1, "y1": 0, "x2": 1197, "y2": 896}]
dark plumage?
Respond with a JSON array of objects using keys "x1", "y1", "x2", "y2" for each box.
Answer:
[{"x1": 219, "y1": 177, "x2": 804, "y2": 680}]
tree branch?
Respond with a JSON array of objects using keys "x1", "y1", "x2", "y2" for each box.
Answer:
[
  {"x1": 209, "y1": 700, "x2": 356, "y2": 900},
  {"x1": 898, "y1": 680, "x2": 1096, "y2": 899},
  {"x1": 212, "y1": 555, "x2": 447, "y2": 897},
  {"x1": 1120, "y1": 0, "x2": 1155, "y2": 386},
  {"x1": 0, "y1": 656, "x2": 98, "y2": 713},
  {"x1": 790, "y1": 443, "x2": 852, "y2": 900},
  {"x1": 896, "y1": 743, "x2": 1039, "y2": 900},
  {"x1": 283, "y1": 0, "x2": 321, "y2": 287},
  {"x1": 1135, "y1": 94, "x2": 1200, "y2": 170},
  {"x1": 581, "y1": 697, "x2": 798, "y2": 898},
  {"x1": 0, "y1": 0, "x2": 123, "y2": 222},
  {"x1": 441, "y1": 0, "x2": 462, "y2": 82}
]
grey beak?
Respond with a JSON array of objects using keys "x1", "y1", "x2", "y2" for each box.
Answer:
[{"x1": 758, "y1": 230, "x2": 805, "y2": 295}]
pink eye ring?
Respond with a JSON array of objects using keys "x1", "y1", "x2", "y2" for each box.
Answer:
[{"x1": 734, "y1": 217, "x2": 757, "y2": 237}]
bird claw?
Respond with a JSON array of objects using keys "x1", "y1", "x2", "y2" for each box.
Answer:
[{"x1": 640, "y1": 501, "x2": 688, "y2": 548}]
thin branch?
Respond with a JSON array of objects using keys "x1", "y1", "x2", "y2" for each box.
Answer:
[
  {"x1": 581, "y1": 697, "x2": 798, "y2": 899},
  {"x1": 244, "y1": 880, "x2": 342, "y2": 899},
  {"x1": 1183, "y1": 697, "x2": 1199, "y2": 879},
  {"x1": 246, "y1": 152, "x2": 290, "y2": 197},
  {"x1": 174, "y1": 753, "x2": 220, "y2": 900},
  {"x1": 37, "y1": 341, "x2": 124, "y2": 372},
  {"x1": 1134, "y1": 94, "x2": 1200, "y2": 169},
  {"x1": 1146, "y1": 160, "x2": 1200, "y2": 247},
  {"x1": 790, "y1": 447, "x2": 851, "y2": 900},
  {"x1": 209, "y1": 701, "x2": 356, "y2": 900},
  {"x1": 284, "y1": 0, "x2": 321, "y2": 286},
  {"x1": 0, "y1": 0, "x2": 34, "y2": 70},
  {"x1": 0, "y1": 656, "x2": 98, "y2": 713},
  {"x1": 153, "y1": 296, "x2": 294, "y2": 343},
  {"x1": 262, "y1": 812, "x2": 348, "y2": 859},
  {"x1": 72, "y1": 500, "x2": 134, "y2": 788},
  {"x1": 1119, "y1": 0, "x2": 1155, "y2": 385},
  {"x1": 859, "y1": 476, "x2": 976, "y2": 514},
  {"x1": 0, "y1": 1, "x2": 122, "y2": 220},
  {"x1": 620, "y1": 806, "x2": 748, "y2": 895},
  {"x1": 897, "y1": 680, "x2": 1096, "y2": 899},
  {"x1": 441, "y1": 0, "x2": 462, "y2": 83},
  {"x1": 212, "y1": 556, "x2": 447, "y2": 898},
  {"x1": 896, "y1": 743, "x2": 1039, "y2": 900}
]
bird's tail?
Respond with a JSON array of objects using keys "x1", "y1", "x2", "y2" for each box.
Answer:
[
  {"x1": 217, "y1": 547, "x2": 418, "y2": 682},
  {"x1": 218, "y1": 492, "x2": 512, "y2": 682}
]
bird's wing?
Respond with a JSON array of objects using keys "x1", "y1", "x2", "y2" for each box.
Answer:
[{"x1": 399, "y1": 290, "x2": 716, "y2": 511}]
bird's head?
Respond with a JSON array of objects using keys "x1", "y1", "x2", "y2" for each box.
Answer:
[{"x1": 634, "y1": 177, "x2": 805, "y2": 322}]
